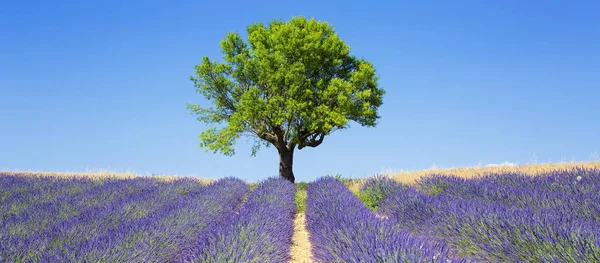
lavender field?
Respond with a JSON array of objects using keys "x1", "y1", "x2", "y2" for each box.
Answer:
[
  {"x1": 306, "y1": 167, "x2": 600, "y2": 262},
  {"x1": 2, "y1": 166, "x2": 600, "y2": 262},
  {"x1": 0, "y1": 174, "x2": 295, "y2": 262}
]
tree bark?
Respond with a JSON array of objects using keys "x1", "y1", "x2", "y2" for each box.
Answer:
[{"x1": 278, "y1": 147, "x2": 295, "y2": 183}]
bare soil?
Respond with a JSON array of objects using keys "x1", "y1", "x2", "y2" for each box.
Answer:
[{"x1": 290, "y1": 212, "x2": 313, "y2": 263}]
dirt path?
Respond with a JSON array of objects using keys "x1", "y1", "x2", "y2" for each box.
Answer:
[{"x1": 290, "y1": 212, "x2": 313, "y2": 262}]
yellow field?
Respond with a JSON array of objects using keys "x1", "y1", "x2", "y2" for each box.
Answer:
[
  {"x1": 392, "y1": 161, "x2": 600, "y2": 184},
  {"x1": 346, "y1": 161, "x2": 600, "y2": 193},
  {"x1": 0, "y1": 170, "x2": 213, "y2": 185}
]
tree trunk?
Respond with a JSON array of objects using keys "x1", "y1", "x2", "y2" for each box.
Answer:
[{"x1": 278, "y1": 147, "x2": 295, "y2": 183}]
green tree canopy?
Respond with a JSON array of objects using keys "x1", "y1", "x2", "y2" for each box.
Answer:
[{"x1": 188, "y1": 16, "x2": 385, "y2": 182}]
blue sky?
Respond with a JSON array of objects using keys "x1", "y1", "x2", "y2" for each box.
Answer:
[{"x1": 1, "y1": 1, "x2": 599, "y2": 182}]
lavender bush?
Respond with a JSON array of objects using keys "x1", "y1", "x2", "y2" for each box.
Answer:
[
  {"x1": 306, "y1": 177, "x2": 467, "y2": 263},
  {"x1": 358, "y1": 174, "x2": 404, "y2": 210},
  {"x1": 431, "y1": 199, "x2": 600, "y2": 262},
  {"x1": 180, "y1": 177, "x2": 296, "y2": 263},
  {"x1": 374, "y1": 168, "x2": 600, "y2": 262},
  {"x1": 416, "y1": 168, "x2": 600, "y2": 218}
]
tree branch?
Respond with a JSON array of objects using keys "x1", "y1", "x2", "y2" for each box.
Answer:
[
  {"x1": 207, "y1": 70, "x2": 236, "y2": 113},
  {"x1": 257, "y1": 131, "x2": 278, "y2": 145},
  {"x1": 298, "y1": 132, "x2": 325, "y2": 149}
]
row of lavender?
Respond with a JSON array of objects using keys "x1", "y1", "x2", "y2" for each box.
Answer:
[
  {"x1": 0, "y1": 174, "x2": 248, "y2": 262},
  {"x1": 0, "y1": 173, "x2": 296, "y2": 262},
  {"x1": 367, "y1": 168, "x2": 600, "y2": 262},
  {"x1": 306, "y1": 177, "x2": 469, "y2": 262},
  {"x1": 179, "y1": 177, "x2": 296, "y2": 262}
]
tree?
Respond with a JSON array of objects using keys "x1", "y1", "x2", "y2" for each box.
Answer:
[{"x1": 187, "y1": 16, "x2": 384, "y2": 183}]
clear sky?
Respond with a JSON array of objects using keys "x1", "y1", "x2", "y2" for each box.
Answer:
[{"x1": 1, "y1": 1, "x2": 599, "y2": 182}]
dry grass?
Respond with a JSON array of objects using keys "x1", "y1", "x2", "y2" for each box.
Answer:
[
  {"x1": 390, "y1": 161, "x2": 600, "y2": 185},
  {"x1": 345, "y1": 161, "x2": 600, "y2": 192},
  {"x1": 0, "y1": 170, "x2": 213, "y2": 185},
  {"x1": 345, "y1": 179, "x2": 365, "y2": 196}
]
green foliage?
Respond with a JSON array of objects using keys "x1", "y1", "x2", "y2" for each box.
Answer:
[
  {"x1": 358, "y1": 176, "x2": 403, "y2": 210},
  {"x1": 328, "y1": 173, "x2": 350, "y2": 183},
  {"x1": 425, "y1": 184, "x2": 446, "y2": 196},
  {"x1": 357, "y1": 189, "x2": 394, "y2": 211},
  {"x1": 188, "y1": 16, "x2": 385, "y2": 156},
  {"x1": 421, "y1": 181, "x2": 450, "y2": 196},
  {"x1": 356, "y1": 190, "x2": 373, "y2": 210},
  {"x1": 295, "y1": 183, "x2": 308, "y2": 213},
  {"x1": 333, "y1": 173, "x2": 344, "y2": 181},
  {"x1": 295, "y1": 182, "x2": 309, "y2": 191},
  {"x1": 357, "y1": 187, "x2": 388, "y2": 211}
]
